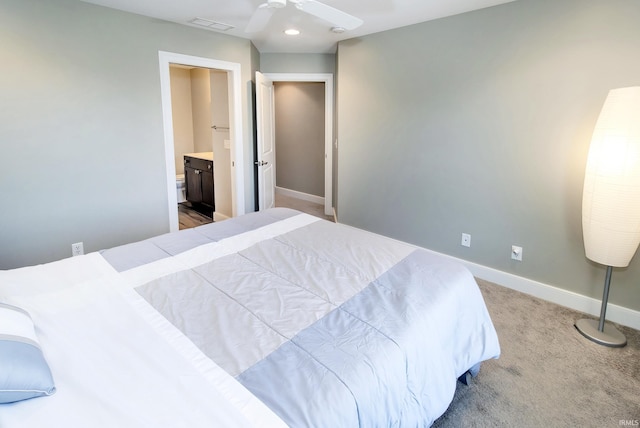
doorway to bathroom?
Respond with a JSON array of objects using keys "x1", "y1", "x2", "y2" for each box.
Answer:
[
  {"x1": 158, "y1": 51, "x2": 245, "y2": 233},
  {"x1": 170, "y1": 65, "x2": 231, "y2": 229}
]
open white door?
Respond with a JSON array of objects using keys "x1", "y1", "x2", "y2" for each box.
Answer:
[{"x1": 256, "y1": 71, "x2": 276, "y2": 210}]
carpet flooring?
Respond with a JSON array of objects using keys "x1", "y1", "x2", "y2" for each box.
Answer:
[
  {"x1": 432, "y1": 279, "x2": 640, "y2": 427},
  {"x1": 275, "y1": 192, "x2": 334, "y2": 222}
]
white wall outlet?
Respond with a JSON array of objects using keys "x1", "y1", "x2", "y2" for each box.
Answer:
[
  {"x1": 72, "y1": 242, "x2": 84, "y2": 257},
  {"x1": 511, "y1": 245, "x2": 523, "y2": 261},
  {"x1": 461, "y1": 233, "x2": 471, "y2": 247}
]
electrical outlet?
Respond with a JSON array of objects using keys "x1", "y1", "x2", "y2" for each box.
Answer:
[
  {"x1": 511, "y1": 245, "x2": 523, "y2": 261},
  {"x1": 72, "y1": 242, "x2": 84, "y2": 257},
  {"x1": 461, "y1": 233, "x2": 471, "y2": 248}
]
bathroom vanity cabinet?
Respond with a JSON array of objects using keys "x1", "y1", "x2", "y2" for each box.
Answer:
[{"x1": 184, "y1": 153, "x2": 214, "y2": 210}]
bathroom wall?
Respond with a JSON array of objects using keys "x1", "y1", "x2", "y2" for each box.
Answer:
[
  {"x1": 211, "y1": 71, "x2": 232, "y2": 220},
  {"x1": 190, "y1": 68, "x2": 214, "y2": 154},
  {"x1": 170, "y1": 66, "x2": 195, "y2": 175}
]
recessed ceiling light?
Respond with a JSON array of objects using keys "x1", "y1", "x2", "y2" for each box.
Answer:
[
  {"x1": 331, "y1": 27, "x2": 345, "y2": 33},
  {"x1": 284, "y1": 28, "x2": 300, "y2": 36}
]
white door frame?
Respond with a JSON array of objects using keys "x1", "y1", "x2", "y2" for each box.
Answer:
[
  {"x1": 263, "y1": 73, "x2": 334, "y2": 216},
  {"x1": 158, "y1": 51, "x2": 245, "y2": 232}
]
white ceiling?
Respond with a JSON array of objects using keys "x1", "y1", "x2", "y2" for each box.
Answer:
[{"x1": 79, "y1": 0, "x2": 516, "y2": 54}]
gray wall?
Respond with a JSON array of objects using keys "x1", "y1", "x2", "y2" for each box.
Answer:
[
  {"x1": 336, "y1": 0, "x2": 640, "y2": 311},
  {"x1": 260, "y1": 53, "x2": 335, "y2": 74},
  {"x1": 0, "y1": 0, "x2": 257, "y2": 269},
  {"x1": 274, "y1": 82, "x2": 325, "y2": 197}
]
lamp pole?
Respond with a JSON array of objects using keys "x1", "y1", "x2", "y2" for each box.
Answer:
[
  {"x1": 597, "y1": 266, "x2": 613, "y2": 332},
  {"x1": 575, "y1": 266, "x2": 626, "y2": 347}
]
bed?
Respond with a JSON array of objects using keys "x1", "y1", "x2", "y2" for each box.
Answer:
[{"x1": 0, "y1": 208, "x2": 500, "y2": 427}]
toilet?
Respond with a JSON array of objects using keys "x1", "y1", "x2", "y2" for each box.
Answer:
[{"x1": 176, "y1": 174, "x2": 186, "y2": 203}]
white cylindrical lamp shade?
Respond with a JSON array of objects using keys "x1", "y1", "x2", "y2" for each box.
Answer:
[{"x1": 582, "y1": 86, "x2": 640, "y2": 267}]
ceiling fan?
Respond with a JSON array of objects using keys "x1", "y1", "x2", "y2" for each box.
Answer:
[{"x1": 245, "y1": 0, "x2": 363, "y2": 33}]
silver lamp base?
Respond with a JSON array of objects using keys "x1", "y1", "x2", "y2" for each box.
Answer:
[{"x1": 575, "y1": 318, "x2": 627, "y2": 348}]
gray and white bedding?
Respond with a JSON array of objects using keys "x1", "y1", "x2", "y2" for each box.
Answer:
[{"x1": 101, "y1": 208, "x2": 501, "y2": 426}]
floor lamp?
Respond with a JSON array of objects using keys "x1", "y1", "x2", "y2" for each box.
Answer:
[{"x1": 575, "y1": 86, "x2": 640, "y2": 348}]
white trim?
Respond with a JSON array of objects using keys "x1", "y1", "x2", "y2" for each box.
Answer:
[
  {"x1": 263, "y1": 73, "x2": 334, "y2": 217},
  {"x1": 415, "y1": 248, "x2": 640, "y2": 330},
  {"x1": 158, "y1": 51, "x2": 245, "y2": 233},
  {"x1": 275, "y1": 186, "x2": 324, "y2": 205}
]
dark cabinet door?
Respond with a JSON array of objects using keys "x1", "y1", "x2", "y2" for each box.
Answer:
[
  {"x1": 202, "y1": 171, "x2": 214, "y2": 208},
  {"x1": 184, "y1": 156, "x2": 214, "y2": 209},
  {"x1": 185, "y1": 166, "x2": 203, "y2": 203}
]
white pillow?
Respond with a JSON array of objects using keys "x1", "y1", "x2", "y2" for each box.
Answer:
[{"x1": 0, "y1": 303, "x2": 56, "y2": 404}]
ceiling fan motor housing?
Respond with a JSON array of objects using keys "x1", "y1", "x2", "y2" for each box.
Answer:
[
  {"x1": 267, "y1": 0, "x2": 287, "y2": 8},
  {"x1": 247, "y1": 0, "x2": 363, "y2": 33}
]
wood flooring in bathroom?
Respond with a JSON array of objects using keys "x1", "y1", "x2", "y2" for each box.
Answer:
[{"x1": 178, "y1": 203, "x2": 212, "y2": 230}]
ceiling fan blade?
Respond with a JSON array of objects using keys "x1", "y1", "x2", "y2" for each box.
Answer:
[
  {"x1": 295, "y1": 0, "x2": 363, "y2": 30},
  {"x1": 245, "y1": 3, "x2": 275, "y2": 33}
]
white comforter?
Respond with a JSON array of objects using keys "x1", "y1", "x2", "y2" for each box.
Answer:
[{"x1": 111, "y1": 212, "x2": 500, "y2": 426}]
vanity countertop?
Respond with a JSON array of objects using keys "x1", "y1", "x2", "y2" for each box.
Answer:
[{"x1": 184, "y1": 152, "x2": 213, "y2": 161}]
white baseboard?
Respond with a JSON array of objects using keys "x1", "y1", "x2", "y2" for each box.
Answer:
[
  {"x1": 423, "y1": 249, "x2": 640, "y2": 331},
  {"x1": 276, "y1": 186, "x2": 324, "y2": 205}
]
